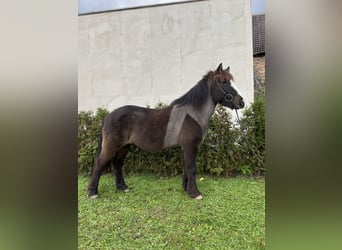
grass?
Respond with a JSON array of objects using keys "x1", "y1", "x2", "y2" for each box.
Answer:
[{"x1": 78, "y1": 174, "x2": 265, "y2": 249}]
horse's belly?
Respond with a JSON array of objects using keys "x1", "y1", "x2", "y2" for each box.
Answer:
[{"x1": 129, "y1": 130, "x2": 164, "y2": 152}]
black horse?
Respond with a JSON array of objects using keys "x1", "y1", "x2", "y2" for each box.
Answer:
[{"x1": 88, "y1": 63, "x2": 245, "y2": 199}]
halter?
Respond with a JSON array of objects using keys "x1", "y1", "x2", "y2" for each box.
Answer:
[{"x1": 216, "y1": 81, "x2": 233, "y2": 102}]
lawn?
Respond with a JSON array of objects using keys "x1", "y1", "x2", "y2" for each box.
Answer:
[{"x1": 78, "y1": 174, "x2": 265, "y2": 249}]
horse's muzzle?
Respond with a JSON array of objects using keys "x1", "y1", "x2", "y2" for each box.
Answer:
[
  {"x1": 234, "y1": 97, "x2": 244, "y2": 109},
  {"x1": 239, "y1": 98, "x2": 245, "y2": 108}
]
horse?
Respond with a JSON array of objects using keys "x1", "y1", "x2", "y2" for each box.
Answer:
[{"x1": 87, "y1": 63, "x2": 245, "y2": 200}]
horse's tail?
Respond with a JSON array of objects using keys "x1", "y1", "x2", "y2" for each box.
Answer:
[
  {"x1": 93, "y1": 121, "x2": 112, "y2": 173},
  {"x1": 96, "y1": 126, "x2": 103, "y2": 158},
  {"x1": 90, "y1": 121, "x2": 108, "y2": 175}
]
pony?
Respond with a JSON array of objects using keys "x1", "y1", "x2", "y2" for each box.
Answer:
[{"x1": 88, "y1": 63, "x2": 244, "y2": 200}]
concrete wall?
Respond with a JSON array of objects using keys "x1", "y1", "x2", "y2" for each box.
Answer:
[{"x1": 78, "y1": 0, "x2": 253, "y2": 112}]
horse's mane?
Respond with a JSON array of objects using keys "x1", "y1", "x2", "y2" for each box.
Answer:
[{"x1": 171, "y1": 71, "x2": 214, "y2": 109}]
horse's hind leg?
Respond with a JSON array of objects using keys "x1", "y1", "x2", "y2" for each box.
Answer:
[
  {"x1": 113, "y1": 145, "x2": 130, "y2": 192},
  {"x1": 87, "y1": 138, "x2": 119, "y2": 198},
  {"x1": 87, "y1": 152, "x2": 112, "y2": 198},
  {"x1": 182, "y1": 172, "x2": 188, "y2": 191}
]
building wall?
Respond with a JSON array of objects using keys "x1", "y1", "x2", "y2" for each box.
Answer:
[{"x1": 78, "y1": 0, "x2": 253, "y2": 112}]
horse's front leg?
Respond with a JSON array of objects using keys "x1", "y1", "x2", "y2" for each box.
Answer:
[{"x1": 183, "y1": 144, "x2": 202, "y2": 199}]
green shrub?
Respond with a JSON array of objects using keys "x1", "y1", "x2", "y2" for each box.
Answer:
[
  {"x1": 197, "y1": 97, "x2": 265, "y2": 177},
  {"x1": 238, "y1": 97, "x2": 266, "y2": 175},
  {"x1": 78, "y1": 99, "x2": 265, "y2": 177}
]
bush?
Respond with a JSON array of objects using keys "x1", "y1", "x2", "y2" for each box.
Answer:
[
  {"x1": 78, "y1": 98, "x2": 265, "y2": 177},
  {"x1": 238, "y1": 97, "x2": 266, "y2": 175}
]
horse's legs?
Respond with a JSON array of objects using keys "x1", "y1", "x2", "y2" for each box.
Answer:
[
  {"x1": 113, "y1": 145, "x2": 130, "y2": 192},
  {"x1": 183, "y1": 144, "x2": 202, "y2": 199},
  {"x1": 182, "y1": 172, "x2": 188, "y2": 191},
  {"x1": 87, "y1": 151, "x2": 112, "y2": 198},
  {"x1": 87, "y1": 134, "x2": 122, "y2": 198}
]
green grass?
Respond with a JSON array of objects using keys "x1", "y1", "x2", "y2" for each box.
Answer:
[{"x1": 78, "y1": 174, "x2": 265, "y2": 249}]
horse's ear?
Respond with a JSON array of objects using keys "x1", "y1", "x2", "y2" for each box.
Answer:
[
  {"x1": 225, "y1": 66, "x2": 230, "y2": 72},
  {"x1": 215, "y1": 63, "x2": 223, "y2": 73}
]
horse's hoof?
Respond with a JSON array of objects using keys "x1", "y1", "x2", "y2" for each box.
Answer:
[
  {"x1": 195, "y1": 195, "x2": 203, "y2": 200},
  {"x1": 89, "y1": 194, "x2": 98, "y2": 199},
  {"x1": 123, "y1": 188, "x2": 130, "y2": 193}
]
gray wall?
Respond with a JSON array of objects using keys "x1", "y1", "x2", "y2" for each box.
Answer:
[{"x1": 78, "y1": 0, "x2": 253, "y2": 112}]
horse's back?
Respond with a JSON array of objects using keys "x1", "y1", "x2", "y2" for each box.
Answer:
[
  {"x1": 102, "y1": 105, "x2": 145, "y2": 134},
  {"x1": 102, "y1": 105, "x2": 172, "y2": 152},
  {"x1": 111, "y1": 105, "x2": 146, "y2": 115}
]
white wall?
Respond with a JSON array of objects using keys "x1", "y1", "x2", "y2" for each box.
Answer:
[{"x1": 78, "y1": 0, "x2": 253, "y2": 112}]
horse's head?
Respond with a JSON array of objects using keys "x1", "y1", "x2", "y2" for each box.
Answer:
[{"x1": 211, "y1": 63, "x2": 245, "y2": 109}]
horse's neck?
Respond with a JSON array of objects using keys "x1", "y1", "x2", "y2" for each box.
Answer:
[{"x1": 186, "y1": 97, "x2": 216, "y2": 132}]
